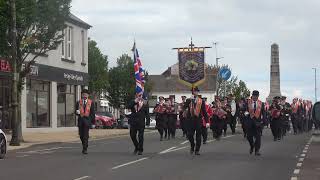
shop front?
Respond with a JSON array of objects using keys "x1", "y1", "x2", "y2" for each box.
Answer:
[{"x1": 21, "y1": 63, "x2": 89, "y2": 132}]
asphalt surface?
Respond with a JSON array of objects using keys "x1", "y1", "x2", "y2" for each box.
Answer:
[{"x1": 0, "y1": 128, "x2": 312, "y2": 180}]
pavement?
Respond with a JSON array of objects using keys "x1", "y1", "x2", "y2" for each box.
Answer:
[
  {"x1": 6, "y1": 129, "x2": 130, "y2": 151},
  {"x1": 0, "y1": 128, "x2": 318, "y2": 180},
  {"x1": 298, "y1": 132, "x2": 320, "y2": 180}
]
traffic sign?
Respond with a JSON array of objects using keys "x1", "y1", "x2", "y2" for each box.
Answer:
[{"x1": 219, "y1": 67, "x2": 232, "y2": 81}]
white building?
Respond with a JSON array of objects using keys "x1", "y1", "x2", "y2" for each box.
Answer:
[{"x1": 0, "y1": 14, "x2": 91, "y2": 133}]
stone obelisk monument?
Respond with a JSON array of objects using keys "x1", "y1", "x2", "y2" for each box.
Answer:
[{"x1": 267, "y1": 43, "x2": 281, "y2": 102}]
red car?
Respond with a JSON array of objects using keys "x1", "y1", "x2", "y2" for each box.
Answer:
[{"x1": 95, "y1": 112, "x2": 117, "y2": 129}]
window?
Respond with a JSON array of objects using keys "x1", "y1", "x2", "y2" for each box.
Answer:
[
  {"x1": 61, "y1": 26, "x2": 73, "y2": 60},
  {"x1": 67, "y1": 27, "x2": 73, "y2": 60},
  {"x1": 57, "y1": 84, "x2": 76, "y2": 127},
  {"x1": 26, "y1": 79, "x2": 50, "y2": 128},
  {"x1": 81, "y1": 30, "x2": 85, "y2": 64},
  {"x1": 61, "y1": 29, "x2": 66, "y2": 58}
]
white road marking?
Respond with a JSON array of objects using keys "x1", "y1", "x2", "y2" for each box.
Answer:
[
  {"x1": 180, "y1": 140, "x2": 189, "y2": 145},
  {"x1": 299, "y1": 158, "x2": 304, "y2": 162},
  {"x1": 16, "y1": 155, "x2": 30, "y2": 158},
  {"x1": 293, "y1": 169, "x2": 300, "y2": 174},
  {"x1": 73, "y1": 176, "x2": 90, "y2": 180},
  {"x1": 207, "y1": 139, "x2": 216, "y2": 143},
  {"x1": 111, "y1": 157, "x2": 149, "y2": 170},
  {"x1": 166, "y1": 146, "x2": 188, "y2": 153},
  {"x1": 301, "y1": 154, "x2": 306, "y2": 157},
  {"x1": 297, "y1": 163, "x2": 302, "y2": 167},
  {"x1": 159, "y1": 147, "x2": 177, "y2": 154},
  {"x1": 303, "y1": 150, "x2": 307, "y2": 153},
  {"x1": 290, "y1": 177, "x2": 298, "y2": 180}
]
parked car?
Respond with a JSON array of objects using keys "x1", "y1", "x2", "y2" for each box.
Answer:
[
  {"x1": 117, "y1": 114, "x2": 129, "y2": 129},
  {"x1": 95, "y1": 112, "x2": 117, "y2": 129},
  {"x1": 146, "y1": 118, "x2": 156, "y2": 129},
  {"x1": 146, "y1": 114, "x2": 156, "y2": 129},
  {"x1": 0, "y1": 129, "x2": 7, "y2": 159}
]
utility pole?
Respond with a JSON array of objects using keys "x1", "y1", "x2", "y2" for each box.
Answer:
[
  {"x1": 213, "y1": 42, "x2": 224, "y2": 96},
  {"x1": 9, "y1": 0, "x2": 20, "y2": 146},
  {"x1": 313, "y1": 68, "x2": 317, "y2": 103}
]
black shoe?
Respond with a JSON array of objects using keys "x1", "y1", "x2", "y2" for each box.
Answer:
[
  {"x1": 250, "y1": 148, "x2": 254, "y2": 155},
  {"x1": 255, "y1": 152, "x2": 261, "y2": 156},
  {"x1": 133, "y1": 149, "x2": 138, "y2": 155},
  {"x1": 138, "y1": 151, "x2": 143, "y2": 155},
  {"x1": 195, "y1": 151, "x2": 200, "y2": 155},
  {"x1": 273, "y1": 137, "x2": 277, "y2": 141},
  {"x1": 82, "y1": 149, "x2": 88, "y2": 155},
  {"x1": 190, "y1": 148, "x2": 194, "y2": 155}
]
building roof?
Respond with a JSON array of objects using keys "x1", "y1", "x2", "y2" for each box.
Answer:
[
  {"x1": 148, "y1": 74, "x2": 217, "y2": 93},
  {"x1": 68, "y1": 13, "x2": 92, "y2": 29}
]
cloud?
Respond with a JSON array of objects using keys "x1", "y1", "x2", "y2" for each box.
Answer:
[{"x1": 71, "y1": 0, "x2": 320, "y2": 101}]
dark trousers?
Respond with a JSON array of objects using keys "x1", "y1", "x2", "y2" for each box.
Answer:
[
  {"x1": 246, "y1": 120, "x2": 262, "y2": 152},
  {"x1": 212, "y1": 118, "x2": 224, "y2": 139},
  {"x1": 240, "y1": 116, "x2": 247, "y2": 137},
  {"x1": 180, "y1": 117, "x2": 187, "y2": 136},
  {"x1": 291, "y1": 114, "x2": 299, "y2": 134},
  {"x1": 78, "y1": 124, "x2": 89, "y2": 151},
  {"x1": 201, "y1": 126, "x2": 208, "y2": 143},
  {"x1": 168, "y1": 114, "x2": 177, "y2": 138},
  {"x1": 271, "y1": 118, "x2": 281, "y2": 140},
  {"x1": 187, "y1": 118, "x2": 202, "y2": 152},
  {"x1": 156, "y1": 114, "x2": 166, "y2": 138},
  {"x1": 130, "y1": 127, "x2": 144, "y2": 152},
  {"x1": 230, "y1": 115, "x2": 236, "y2": 134}
]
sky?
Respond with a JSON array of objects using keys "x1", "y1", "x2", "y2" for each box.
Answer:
[{"x1": 71, "y1": 0, "x2": 320, "y2": 102}]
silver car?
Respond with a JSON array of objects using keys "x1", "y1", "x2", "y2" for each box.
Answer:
[{"x1": 0, "y1": 129, "x2": 7, "y2": 159}]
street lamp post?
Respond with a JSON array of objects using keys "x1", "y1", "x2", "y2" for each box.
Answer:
[
  {"x1": 312, "y1": 68, "x2": 317, "y2": 102},
  {"x1": 213, "y1": 42, "x2": 224, "y2": 96}
]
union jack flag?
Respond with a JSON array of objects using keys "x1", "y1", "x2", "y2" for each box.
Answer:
[{"x1": 132, "y1": 42, "x2": 145, "y2": 96}]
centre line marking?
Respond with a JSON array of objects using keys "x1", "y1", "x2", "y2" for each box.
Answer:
[
  {"x1": 181, "y1": 140, "x2": 189, "y2": 145},
  {"x1": 159, "y1": 147, "x2": 177, "y2": 154},
  {"x1": 293, "y1": 169, "x2": 300, "y2": 174},
  {"x1": 291, "y1": 177, "x2": 298, "y2": 180},
  {"x1": 299, "y1": 158, "x2": 304, "y2": 162},
  {"x1": 16, "y1": 155, "x2": 30, "y2": 158},
  {"x1": 111, "y1": 157, "x2": 149, "y2": 170},
  {"x1": 73, "y1": 176, "x2": 90, "y2": 180},
  {"x1": 303, "y1": 150, "x2": 307, "y2": 153},
  {"x1": 301, "y1": 154, "x2": 306, "y2": 157},
  {"x1": 166, "y1": 146, "x2": 188, "y2": 153}
]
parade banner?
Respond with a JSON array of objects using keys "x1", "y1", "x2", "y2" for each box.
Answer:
[{"x1": 178, "y1": 48, "x2": 205, "y2": 87}]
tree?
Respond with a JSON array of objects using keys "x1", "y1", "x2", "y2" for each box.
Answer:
[
  {"x1": 107, "y1": 54, "x2": 135, "y2": 109},
  {"x1": 0, "y1": 0, "x2": 71, "y2": 145},
  {"x1": 107, "y1": 54, "x2": 153, "y2": 109},
  {"x1": 88, "y1": 40, "x2": 109, "y2": 100},
  {"x1": 232, "y1": 80, "x2": 251, "y2": 102}
]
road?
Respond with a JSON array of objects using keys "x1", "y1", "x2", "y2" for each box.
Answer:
[{"x1": 0, "y1": 128, "x2": 312, "y2": 180}]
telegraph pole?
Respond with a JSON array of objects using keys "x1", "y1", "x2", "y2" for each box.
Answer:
[{"x1": 213, "y1": 42, "x2": 224, "y2": 96}]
